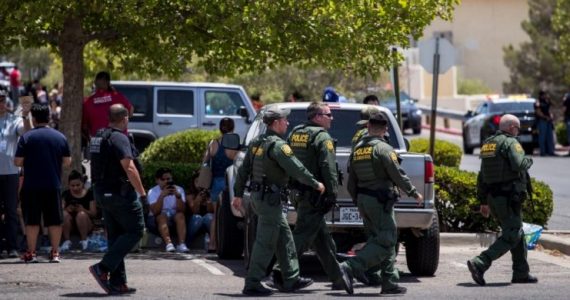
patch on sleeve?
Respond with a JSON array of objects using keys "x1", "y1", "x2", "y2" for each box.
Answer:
[
  {"x1": 325, "y1": 140, "x2": 335, "y2": 152},
  {"x1": 281, "y1": 144, "x2": 293, "y2": 156},
  {"x1": 515, "y1": 143, "x2": 524, "y2": 153},
  {"x1": 390, "y1": 151, "x2": 398, "y2": 163}
]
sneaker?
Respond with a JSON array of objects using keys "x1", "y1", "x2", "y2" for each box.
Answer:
[
  {"x1": 89, "y1": 264, "x2": 110, "y2": 294},
  {"x1": 109, "y1": 284, "x2": 137, "y2": 295},
  {"x1": 21, "y1": 251, "x2": 38, "y2": 263},
  {"x1": 49, "y1": 250, "x2": 60, "y2": 263},
  {"x1": 60, "y1": 240, "x2": 72, "y2": 252},
  {"x1": 511, "y1": 274, "x2": 538, "y2": 284},
  {"x1": 8, "y1": 250, "x2": 19, "y2": 258},
  {"x1": 176, "y1": 243, "x2": 189, "y2": 253},
  {"x1": 80, "y1": 240, "x2": 89, "y2": 251},
  {"x1": 165, "y1": 243, "x2": 176, "y2": 252}
]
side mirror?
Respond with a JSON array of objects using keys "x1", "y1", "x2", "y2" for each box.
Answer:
[
  {"x1": 238, "y1": 106, "x2": 249, "y2": 118},
  {"x1": 221, "y1": 133, "x2": 242, "y2": 150},
  {"x1": 465, "y1": 110, "x2": 474, "y2": 118}
]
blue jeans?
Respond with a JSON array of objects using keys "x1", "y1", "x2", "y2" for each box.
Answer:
[
  {"x1": 186, "y1": 213, "x2": 213, "y2": 245},
  {"x1": 537, "y1": 119, "x2": 554, "y2": 156},
  {"x1": 210, "y1": 177, "x2": 226, "y2": 203}
]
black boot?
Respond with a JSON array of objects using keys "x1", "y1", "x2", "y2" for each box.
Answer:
[
  {"x1": 512, "y1": 274, "x2": 538, "y2": 284},
  {"x1": 280, "y1": 277, "x2": 313, "y2": 292},
  {"x1": 380, "y1": 285, "x2": 407, "y2": 295},
  {"x1": 467, "y1": 260, "x2": 486, "y2": 286},
  {"x1": 242, "y1": 285, "x2": 274, "y2": 296}
]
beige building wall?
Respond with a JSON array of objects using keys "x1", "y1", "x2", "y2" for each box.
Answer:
[{"x1": 422, "y1": 0, "x2": 529, "y2": 93}]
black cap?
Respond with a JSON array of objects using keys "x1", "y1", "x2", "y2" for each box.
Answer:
[
  {"x1": 262, "y1": 107, "x2": 290, "y2": 124},
  {"x1": 368, "y1": 110, "x2": 388, "y2": 125}
]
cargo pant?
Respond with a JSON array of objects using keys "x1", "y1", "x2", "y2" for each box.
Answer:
[
  {"x1": 345, "y1": 194, "x2": 399, "y2": 290},
  {"x1": 471, "y1": 195, "x2": 529, "y2": 280},
  {"x1": 245, "y1": 191, "x2": 300, "y2": 290}
]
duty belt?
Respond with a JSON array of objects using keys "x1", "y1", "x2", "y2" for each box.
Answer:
[{"x1": 250, "y1": 181, "x2": 290, "y2": 195}]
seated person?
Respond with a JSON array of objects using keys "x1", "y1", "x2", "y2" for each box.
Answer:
[
  {"x1": 146, "y1": 168, "x2": 189, "y2": 253},
  {"x1": 60, "y1": 170, "x2": 97, "y2": 252},
  {"x1": 186, "y1": 171, "x2": 214, "y2": 250}
]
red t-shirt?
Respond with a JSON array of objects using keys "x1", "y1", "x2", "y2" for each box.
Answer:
[
  {"x1": 9, "y1": 69, "x2": 20, "y2": 87},
  {"x1": 82, "y1": 89, "x2": 133, "y2": 137}
]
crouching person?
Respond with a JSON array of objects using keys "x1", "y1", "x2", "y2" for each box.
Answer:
[{"x1": 146, "y1": 168, "x2": 189, "y2": 253}]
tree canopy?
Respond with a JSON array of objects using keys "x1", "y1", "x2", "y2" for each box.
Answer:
[{"x1": 0, "y1": 0, "x2": 459, "y2": 171}]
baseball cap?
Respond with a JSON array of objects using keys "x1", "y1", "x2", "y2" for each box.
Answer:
[
  {"x1": 262, "y1": 107, "x2": 290, "y2": 124},
  {"x1": 356, "y1": 106, "x2": 381, "y2": 126},
  {"x1": 368, "y1": 110, "x2": 388, "y2": 125}
]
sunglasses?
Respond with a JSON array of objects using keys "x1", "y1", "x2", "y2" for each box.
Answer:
[{"x1": 318, "y1": 113, "x2": 333, "y2": 118}]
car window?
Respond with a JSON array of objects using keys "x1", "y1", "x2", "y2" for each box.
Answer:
[
  {"x1": 475, "y1": 103, "x2": 488, "y2": 115},
  {"x1": 157, "y1": 89, "x2": 194, "y2": 115},
  {"x1": 490, "y1": 102, "x2": 534, "y2": 113},
  {"x1": 205, "y1": 91, "x2": 244, "y2": 116},
  {"x1": 114, "y1": 86, "x2": 152, "y2": 122}
]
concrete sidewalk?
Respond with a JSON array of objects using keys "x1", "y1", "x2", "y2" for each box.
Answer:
[{"x1": 441, "y1": 231, "x2": 570, "y2": 256}]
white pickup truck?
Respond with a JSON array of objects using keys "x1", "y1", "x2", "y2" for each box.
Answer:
[{"x1": 217, "y1": 102, "x2": 439, "y2": 276}]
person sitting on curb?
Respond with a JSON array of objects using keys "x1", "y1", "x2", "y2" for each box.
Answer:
[
  {"x1": 185, "y1": 170, "x2": 214, "y2": 251},
  {"x1": 60, "y1": 170, "x2": 97, "y2": 252},
  {"x1": 146, "y1": 168, "x2": 189, "y2": 253}
]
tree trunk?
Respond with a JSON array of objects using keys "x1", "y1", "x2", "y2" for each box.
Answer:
[{"x1": 58, "y1": 17, "x2": 87, "y2": 183}]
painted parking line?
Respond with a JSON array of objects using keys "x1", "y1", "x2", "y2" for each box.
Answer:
[{"x1": 192, "y1": 258, "x2": 225, "y2": 276}]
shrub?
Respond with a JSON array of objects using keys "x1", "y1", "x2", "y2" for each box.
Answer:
[
  {"x1": 555, "y1": 122, "x2": 568, "y2": 146},
  {"x1": 435, "y1": 165, "x2": 554, "y2": 232},
  {"x1": 141, "y1": 161, "x2": 200, "y2": 192},
  {"x1": 140, "y1": 129, "x2": 220, "y2": 164},
  {"x1": 409, "y1": 138, "x2": 462, "y2": 167}
]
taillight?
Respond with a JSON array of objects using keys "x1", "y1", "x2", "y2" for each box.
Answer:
[
  {"x1": 425, "y1": 160, "x2": 434, "y2": 183},
  {"x1": 492, "y1": 115, "x2": 501, "y2": 126}
]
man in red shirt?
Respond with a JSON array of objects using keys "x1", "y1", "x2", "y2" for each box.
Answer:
[
  {"x1": 82, "y1": 71, "x2": 133, "y2": 138},
  {"x1": 9, "y1": 66, "x2": 21, "y2": 106}
]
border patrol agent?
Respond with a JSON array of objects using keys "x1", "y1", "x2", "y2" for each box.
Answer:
[
  {"x1": 341, "y1": 111, "x2": 423, "y2": 295},
  {"x1": 232, "y1": 106, "x2": 325, "y2": 296},
  {"x1": 88, "y1": 104, "x2": 148, "y2": 295},
  {"x1": 271, "y1": 102, "x2": 352, "y2": 294},
  {"x1": 467, "y1": 114, "x2": 537, "y2": 286},
  {"x1": 351, "y1": 106, "x2": 380, "y2": 150}
]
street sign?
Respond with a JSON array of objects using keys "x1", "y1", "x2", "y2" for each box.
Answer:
[{"x1": 419, "y1": 38, "x2": 456, "y2": 73}]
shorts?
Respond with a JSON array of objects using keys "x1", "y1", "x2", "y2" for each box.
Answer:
[
  {"x1": 210, "y1": 177, "x2": 226, "y2": 203},
  {"x1": 20, "y1": 188, "x2": 63, "y2": 226}
]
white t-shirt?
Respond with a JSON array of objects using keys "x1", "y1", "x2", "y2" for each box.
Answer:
[{"x1": 147, "y1": 185, "x2": 186, "y2": 217}]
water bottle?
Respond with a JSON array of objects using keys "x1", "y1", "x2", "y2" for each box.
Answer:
[{"x1": 204, "y1": 233, "x2": 210, "y2": 252}]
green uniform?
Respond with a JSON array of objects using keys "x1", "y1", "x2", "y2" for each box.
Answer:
[
  {"x1": 234, "y1": 129, "x2": 320, "y2": 291},
  {"x1": 344, "y1": 135, "x2": 418, "y2": 291},
  {"x1": 351, "y1": 126, "x2": 367, "y2": 150},
  {"x1": 282, "y1": 122, "x2": 342, "y2": 284},
  {"x1": 470, "y1": 131, "x2": 533, "y2": 280}
]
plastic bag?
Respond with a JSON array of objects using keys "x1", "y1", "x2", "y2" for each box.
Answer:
[
  {"x1": 86, "y1": 231, "x2": 108, "y2": 252},
  {"x1": 523, "y1": 222, "x2": 543, "y2": 250}
]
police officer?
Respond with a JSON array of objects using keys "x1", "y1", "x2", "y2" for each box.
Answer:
[
  {"x1": 467, "y1": 114, "x2": 536, "y2": 286},
  {"x1": 232, "y1": 106, "x2": 325, "y2": 296},
  {"x1": 270, "y1": 102, "x2": 352, "y2": 294},
  {"x1": 351, "y1": 106, "x2": 380, "y2": 150},
  {"x1": 340, "y1": 110, "x2": 423, "y2": 295},
  {"x1": 88, "y1": 104, "x2": 148, "y2": 295}
]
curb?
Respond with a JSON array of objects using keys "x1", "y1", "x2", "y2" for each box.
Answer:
[{"x1": 440, "y1": 232, "x2": 570, "y2": 256}]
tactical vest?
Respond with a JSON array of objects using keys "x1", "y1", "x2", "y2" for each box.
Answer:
[
  {"x1": 287, "y1": 124, "x2": 325, "y2": 177},
  {"x1": 250, "y1": 134, "x2": 289, "y2": 187},
  {"x1": 351, "y1": 128, "x2": 367, "y2": 150},
  {"x1": 90, "y1": 128, "x2": 140, "y2": 187},
  {"x1": 351, "y1": 138, "x2": 382, "y2": 187},
  {"x1": 480, "y1": 133, "x2": 520, "y2": 184}
]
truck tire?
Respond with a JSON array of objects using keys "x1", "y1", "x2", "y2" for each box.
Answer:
[
  {"x1": 404, "y1": 214, "x2": 440, "y2": 276},
  {"x1": 243, "y1": 203, "x2": 257, "y2": 269},
  {"x1": 216, "y1": 190, "x2": 243, "y2": 259}
]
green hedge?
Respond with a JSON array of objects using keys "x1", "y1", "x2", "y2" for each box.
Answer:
[
  {"x1": 141, "y1": 161, "x2": 200, "y2": 192},
  {"x1": 555, "y1": 122, "x2": 568, "y2": 146},
  {"x1": 140, "y1": 129, "x2": 220, "y2": 164},
  {"x1": 409, "y1": 138, "x2": 462, "y2": 168},
  {"x1": 435, "y1": 165, "x2": 554, "y2": 232}
]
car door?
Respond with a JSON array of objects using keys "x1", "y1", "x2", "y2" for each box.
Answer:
[
  {"x1": 153, "y1": 87, "x2": 197, "y2": 137},
  {"x1": 200, "y1": 88, "x2": 251, "y2": 139},
  {"x1": 466, "y1": 102, "x2": 488, "y2": 146}
]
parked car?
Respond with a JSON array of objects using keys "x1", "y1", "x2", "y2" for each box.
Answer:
[
  {"x1": 380, "y1": 92, "x2": 423, "y2": 134},
  {"x1": 462, "y1": 98, "x2": 537, "y2": 154},
  {"x1": 217, "y1": 102, "x2": 440, "y2": 276},
  {"x1": 112, "y1": 81, "x2": 256, "y2": 152}
]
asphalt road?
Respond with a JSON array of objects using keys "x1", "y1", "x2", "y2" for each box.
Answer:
[
  {"x1": 411, "y1": 130, "x2": 570, "y2": 230},
  {"x1": 1, "y1": 244, "x2": 569, "y2": 299}
]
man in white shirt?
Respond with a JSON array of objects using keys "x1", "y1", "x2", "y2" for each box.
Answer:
[{"x1": 146, "y1": 168, "x2": 189, "y2": 253}]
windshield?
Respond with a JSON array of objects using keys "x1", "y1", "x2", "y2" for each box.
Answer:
[{"x1": 490, "y1": 102, "x2": 534, "y2": 113}]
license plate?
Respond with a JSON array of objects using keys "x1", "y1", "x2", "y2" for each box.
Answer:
[
  {"x1": 339, "y1": 207, "x2": 363, "y2": 223},
  {"x1": 518, "y1": 135, "x2": 532, "y2": 142}
]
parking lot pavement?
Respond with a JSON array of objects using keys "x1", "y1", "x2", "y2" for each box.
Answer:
[{"x1": 1, "y1": 242, "x2": 570, "y2": 299}]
